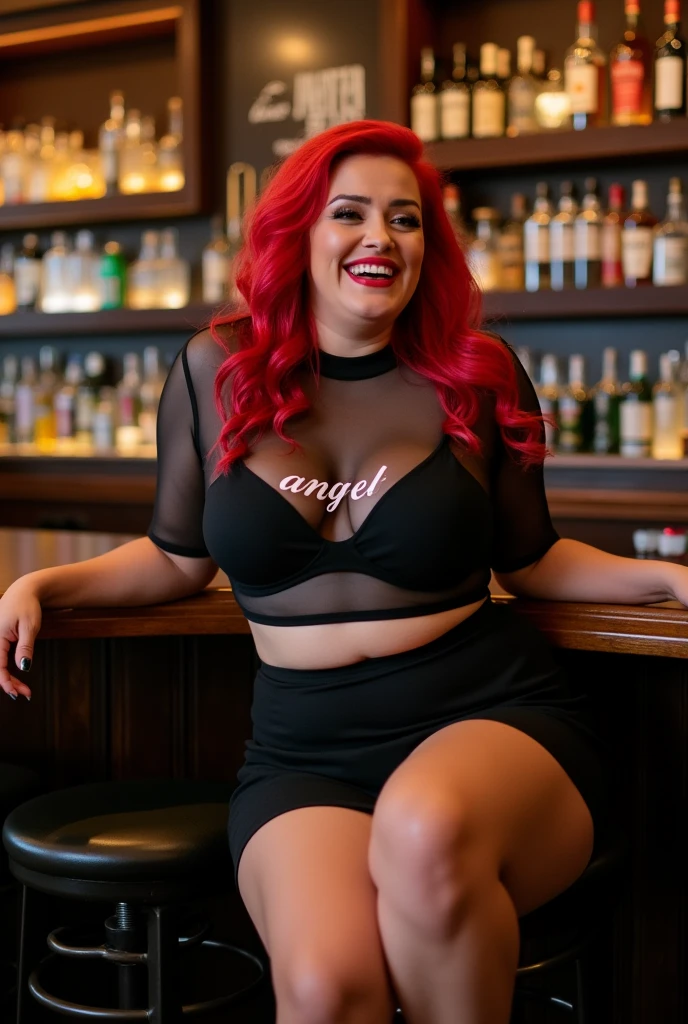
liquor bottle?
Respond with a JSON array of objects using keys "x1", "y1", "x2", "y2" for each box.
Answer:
[
  {"x1": 116, "y1": 352, "x2": 143, "y2": 450},
  {"x1": 602, "y1": 183, "x2": 626, "y2": 287},
  {"x1": 14, "y1": 233, "x2": 42, "y2": 311},
  {"x1": 202, "y1": 214, "x2": 231, "y2": 303},
  {"x1": 93, "y1": 387, "x2": 116, "y2": 451},
  {"x1": 679, "y1": 338, "x2": 688, "y2": 441},
  {"x1": 118, "y1": 109, "x2": 145, "y2": 194},
  {"x1": 574, "y1": 177, "x2": 603, "y2": 289},
  {"x1": 0, "y1": 354, "x2": 18, "y2": 444},
  {"x1": 524, "y1": 182, "x2": 553, "y2": 291},
  {"x1": 655, "y1": 0, "x2": 686, "y2": 120},
  {"x1": 468, "y1": 208, "x2": 501, "y2": 291},
  {"x1": 157, "y1": 227, "x2": 191, "y2": 309},
  {"x1": 76, "y1": 351, "x2": 107, "y2": 443},
  {"x1": 496, "y1": 193, "x2": 527, "y2": 291},
  {"x1": 652, "y1": 351, "x2": 683, "y2": 458},
  {"x1": 532, "y1": 49, "x2": 547, "y2": 80},
  {"x1": 157, "y1": 97, "x2": 185, "y2": 192},
  {"x1": 14, "y1": 356, "x2": 37, "y2": 445},
  {"x1": 558, "y1": 354, "x2": 593, "y2": 453},
  {"x1": 440, "y1": 43, "x2": 471, "y2": 139},
  {"x1": 98, "y1": 241, "x2": 127, "y2": 310},
  {"x1": 507, "y1": 35, "x2": 540, "y2": 136},
  {"x1": 138, "y1": 115, "x2": 158, "y2": 194},
  {"x1": 98, "y1": 91, "x2": 125, "y2": 197},
  {"x1": 622, "y1": 180, "x2": 657, "y2": 287},
  {"x1": 66, "y1": 229, "x2": 101, "y2": 312},
  {"x1": 442, "y1": 183, "x2": 467, "y2": 242},
  {"x1": 610, "y1": 1, "x2": 653, "y2": 126},
  {"x1": 564, "y1": 1, "x2": 607, "y2": 130},
  {"x1": 497, "y1": 48, "x2": 511, "y2": 87},
  {"x1": 593, "y1": 347, "x2": 622, "y2": 453},
  {"x1": 54, "y1": 356, "x2": 84, "y2": 446},
  {"x1": 536, "y1": 353, "x2": 561, "y2": 449},
  {"x1": 653, "y1": 177, "x2": 688, "y2": 286},
  {"x1": 39, "y1": 231, "x2": 71, "y2": 313},
  {"x1": 33, "y1": 345, "x2": 59, "y2": 450},
  {"x1": 534, "y1": 69, "x2": 573, "y2": 129},
  {"x1": 550, "y1": 181, "x2": 578, "y2": 291},
  {"x1": 472, "y1": 43, "x2": 505, "y2": 138},
  {"x1": 620, "y1": 349, "x2": 653, "y2": 456},
  {"x1": 0, "y1": 243, "x2": 17, "y2": 315},
  {"x1": 139, "y1": 346, "x2": 166, "y2": 447},
  {"x1": 1, "y1": 130, "x2": 26, "y2": 204},
  {"x1": 127, "y1": 231, "x2": 160, "y2": 310},
  {"x1": 410, "y1": 48, "x2": 439, "y2": 142}
]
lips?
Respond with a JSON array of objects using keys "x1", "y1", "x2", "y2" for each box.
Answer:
[{"x1": 343, "y1": 257, "x2": 401, "y2": 289}]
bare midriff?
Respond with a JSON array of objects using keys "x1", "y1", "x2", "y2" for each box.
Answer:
[{"x1": 248, "y1": 596, "x2": 488, "y2": 670}]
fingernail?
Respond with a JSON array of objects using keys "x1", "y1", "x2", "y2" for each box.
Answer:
[
  {"x1": 19, "y1": 657, "x2": 31, "y2": 673},
  {"x1": 24, "y1": 694, "x2": 31, "y2": 702},
  {"x1": 8, "y1": 692, "x2": 17, "y2": 700}
]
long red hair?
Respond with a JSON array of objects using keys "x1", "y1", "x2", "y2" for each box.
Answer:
[{"x1": 210, "y1": 119, "x2": 545, "y2": 472}]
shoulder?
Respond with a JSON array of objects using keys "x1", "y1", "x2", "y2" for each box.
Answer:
[{"x1": 184, "y1": 316, "x2": 251, "y2": 376}]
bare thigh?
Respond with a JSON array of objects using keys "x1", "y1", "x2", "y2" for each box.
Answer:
[{"x1": 238, "y1": 806, "x2": 395, "y2": 1019}]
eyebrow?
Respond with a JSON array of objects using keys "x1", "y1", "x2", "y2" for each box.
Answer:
[{"x1": 327, "y1": 193, "x2": 421, "y2": 210}]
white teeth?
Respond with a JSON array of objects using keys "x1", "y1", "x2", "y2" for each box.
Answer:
[{"x1": 347, "y1": 263, "x2": 395, "y2": 277}]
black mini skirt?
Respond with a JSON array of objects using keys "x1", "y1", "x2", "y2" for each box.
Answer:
[{"x1": 229, "y1": 599, "x2": 610, "y2": 883}]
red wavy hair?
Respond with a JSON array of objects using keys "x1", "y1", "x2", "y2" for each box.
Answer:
[{"x1": 210, "y1": 119, "x2": 546, "y2": 473}]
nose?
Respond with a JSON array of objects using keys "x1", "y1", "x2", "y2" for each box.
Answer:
[{"x1": 361, "y1": 214, "x2": 395, "y2": 251}]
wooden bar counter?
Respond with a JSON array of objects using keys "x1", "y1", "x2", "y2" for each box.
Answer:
[{"x1": 0, "y1": 528, "x2": 687, "y2": 1024}]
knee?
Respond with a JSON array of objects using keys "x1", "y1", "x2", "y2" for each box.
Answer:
[
  {"x1": 369, "y1": 783, "x2": 494, "y2": 938},
  {"x1": 274, "y1": 950, "x2": 390, "y2": 1024}
]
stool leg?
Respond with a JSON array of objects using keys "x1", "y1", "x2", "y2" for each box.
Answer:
[
  {"x1": 575, "y1": 958, "x2": 588, "y2": 1024},
  {"x1": 15, "y1": 886, "x2": 42, "y2": 1024},
  {"x1": 147, "y1": 905, "x2": 182, "y2": 1024}
]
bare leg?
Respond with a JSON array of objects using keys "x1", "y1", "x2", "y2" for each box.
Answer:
[{"x1": 369, "y1": 720, "x2": 595, "y2": 1024}]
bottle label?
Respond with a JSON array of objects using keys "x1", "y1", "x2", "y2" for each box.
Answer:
[
  {"x1": 410, "y1": 94, "x2": 439, "y2": 142},
  {"x1": 524, "y1": 222, "x2": 549, "y2": 263},
  {"x1": 202, "y1": 251, "x2": 231, "y2": 303},
  {"x1": 472, "y1": 90, "x2": 505, "y2": 137},
  {"x1": 565, "y1": 64, "x2": 599, "y2": 114},
  {"x1": 622, "y1": 227, "x2": 653, "y2": 280},
  {"x1": 655, "y1": 55, "x2": 685, "y2": 111},
  {"x1": 575, "y1": 220, "x2": 601, "y2": 260},
  {"x1": 497, "y1": 233, "x2": 525, "y2": 289},
  {"x1": 653, "y1": 236, "x2": 687, "y2": 286},
  {"x1": 440, "y1": 90, "x2": 470, "y2": 138},
  {"x1": 469, "y1": 249, "x2": 500, "y2": 291},
  {"x1": 620, "y1": 400, "x2": 652, "y2": 455},
  {"x1": 611, "y1": 60, "x2": 645, "y2": 115},
  {"x1": 550, "y1": 222, "x2": 575, "y2": 261},
  {"x1": 14, "y1": 261, "x2": 41, "y2": 307}
]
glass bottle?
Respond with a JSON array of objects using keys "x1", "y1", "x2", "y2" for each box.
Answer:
[
  {"x1": 156, "y1": 227, "x2": 191, "y2": 309},
  {"x1": 472, "y1": 43, "x2": 505, "y2": 138},
  {"x1": 652, "y1": 351, "x2": 683, "y2": 458},
  {"x1": 497, "y1": 48, "x2": 512, "y2": 90},
  {"x1": 410, "y1": 48, "x2": 439, "y2": 142},
  {"x1": 0, "y1": 354, "x2": 19, "y2": 445},
  {"x1": 536, "y1": 353, "x2": 561, "y2": 449},
  {"x1": 558, "y1": 354, "x2": 593, "y2": 453},
  {"x1": 679, "y1": 338, "x2": 688, "y2": 441},
  {"x1": 66, "y1": 229, "x2": 101, "y2": 312},
  {"x1": 564, "y1": 1, "x2": 608, "y2": 130},
  {"x1": 468, "y1": 208, "x2": 501, "y2": 291},
  {"x1": 118, "y1": 109, "x2": 145, "y2": 194},
  {"x1": 93, "y1": 386, "x2": 116, "y2": 452},
  {"x1": 202, "y1": 214, "x2": 231, "y2": 303},
  {"x1": 98, "y1": 240, "x2": 127, "y2": 310},
  {"x1": 622, "y1": 179, "x2": 657, "y2": 287},
  {"x1": 532, "y1": 49, "x2": 547, "y2": 81},
  {"x1": 139, "y1": 346, "x2": 166, "y2": 447},
  {"x1": 655, "y1": 0, "x2": 686, "y2": 120},
  {"x1": 14, "y1": 356, "x2": 37, "y2": 445},
  {"x1": 127, "y1": 230, "x2": 160, "y2": 310},
  {"x1": 574, "y1": 177, "x2": 603, "y2": 289},
  {"x1": 98, "y1": 90, "x2": 125, "y2": 197},
  {"x1": 610, "y1": 0, "x2": 653, "y2": 126},
  {"x1": 442, "y1": 183, "x2": 467, "y2": 243},
  {"x1": 39, "y1": 231, "x2": 71, "y2": 313},
  {"x1": 1, "y1": 130, "x2": 26, "y2": 205},
  {"x1": 0, "y1": 243, "x2": 17, "y2": 315},
  {"x1": 534, "y1": 69, "x2": 573, "y2": 130},
  {"x1": 440, "y1": 43, "x2": 471, "y2": 140},
  {"x1": 23, "y1": 125, "x2": 48, "y2": 204},
  {"x1": 620, "y1": 349, "x2": 653, "y2": 456},
  {"x1": 77, "y1": 351, "x2": 107, "y2": 443},
  {"x1": 593, "y1": 347, "x2": 622, "y2": 453},
  {"x1": 157, "y1": 97, "x2": 185, "y2": 192},
  {"x1": 524, "y1": 182, "x2": 553, "y2": 291},
  {"x1": 138, "y1": 115, "x2": 158, "y2": 193},
  {"x1": 14, "y1": 233, "x2": 42, "y2": 311},
  {"x1": 116, "y1": 352, "x2": 143, "y2": 450},
  {"x1": 54, "y1": 355, "x2": 84, "y2": 447},
  {"x1": 602, "y1": 183, "x2": 626, "y2": 288},
  {"x1": 507, "y1": 35, "x2": 540, "y2": 136},
  {"x1": 550, "y1": 181, "x2": 578, "y2": 291},
  {"x1": 496, "y1": 192, "x2": 527, "y2": 291},
  {"x1": 33, "y1": 345, "x2": 59, "y2": 450},
  {"x1": 49, "y1": 131, "x2": 73, "y2": 202},
  {"x1": 653, "y1": 177, "x2": 688, "y2": 286}
]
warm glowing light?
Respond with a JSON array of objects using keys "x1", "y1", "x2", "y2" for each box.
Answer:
[
  {"x1": 158, "y1": 169, "x2": 185, "y2": 192},
  {"x1": 120, "y1": 172, "x2": 147, "y2": 194},
  {"x1": 275, "y1": 34, "x2": 313, "y2": 63}
]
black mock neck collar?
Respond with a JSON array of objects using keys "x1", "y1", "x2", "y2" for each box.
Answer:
[{"x1": 317, "y1": 343, "x2": 398, "y2": 381}]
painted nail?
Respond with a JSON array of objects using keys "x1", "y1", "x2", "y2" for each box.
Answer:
[
  {"x1": 19, "y1": 657, "x2": 31, "y2": 673},
  {"x1": 8, "y1": 692, "x2": 17, "y2": 700},
  {"x1": 24, "y1": 695, "x2": 31, "y2": 702}
]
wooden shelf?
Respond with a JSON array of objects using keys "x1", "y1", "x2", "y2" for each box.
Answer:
[
  {"x1": 482, "y1": 284, "x2": 688, "y2": 320},
  {"x1": 0, "y1": 188, "x2": 201, "y2": 232},
  {"x1": 425, "y1": 121, "x2": 688, "y2": 173},
  {"x1": 0, "y1": 303, "x2": 218, "y2": 337}
]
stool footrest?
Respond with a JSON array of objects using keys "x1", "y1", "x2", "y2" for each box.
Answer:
[{"x1": 48, "y1": 928, "x2": 146, "y2": 965}]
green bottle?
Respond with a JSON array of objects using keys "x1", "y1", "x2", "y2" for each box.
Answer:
[
  {"x1": 558, "y1": 353, "x2": 594, "y2": 453},
  {"x1": 593, "y1": 347, "x2": 622, "y2": 453},
  {"x1": 98, "y1": 241, "x2": 127, "y2": 309}
]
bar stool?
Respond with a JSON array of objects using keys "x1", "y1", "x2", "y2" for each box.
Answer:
[{"x1": 2, "y1": 779, "x2": 265, "y2": 1023}]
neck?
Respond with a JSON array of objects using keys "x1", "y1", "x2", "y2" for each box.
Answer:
[{"x1": 314, "y1": 316, "x2": 393, "y2": 358}]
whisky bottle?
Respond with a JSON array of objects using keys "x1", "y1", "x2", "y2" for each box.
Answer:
[
  {"x1": 472, "y1": 43, "x2": 505, "y2": 138},
  {"x1": 524, "y1": 182, "x2": 553, "y2": 291},
  {"x1": 202, "y1": 214, "x2": 231, "y2": 303},
  {"x1": 610, "y1": 0, "x2": 653, "y2": 126},
  {"x1": 98, "y1": 91, "x2": 125, "y2": 197},
  {"x1": 440, "y1": 43, "x2": 471, "y2": 139},
  {"x1": 157, "y1": 227, "x2": 190, "y2": 309},
  {"x1": 592, "y1": 347, "x2": 622, "y2": 453},
  {"x1": 652, "y1": 351, "x2": 683, "y2": 458},
  {"x1": 127, "y1": 231, "x2": 160, "y2": 310},
  {"x1": 558, "y1": 354, "x2": 593, "y2": 453},
  {"x1": 620, "y1": 349, "x2": 653, "y2": 456},
  {"x1": 653, "y1": 177, "x2": 688, "y2": 286},
  {"x1": 14, "y1": 233, "x2": 42, "y2": 311},
  {"x1": 655, "y1": 0, "x2": 686, "y2": 120},
  {"x1": 66, "y1": 230, "x2": 101, "y2": 312},
  {"x1": 622, "y1": 179, "x2": 657, "y2": 287},
  {"x1": 39, "y1": 231, "x2": 71, "y2": 314},
  {"x1": 536, "y1": 353, "x2": 561, "y2": 449},
  {"x1": 574, "y1": 177, "x2": 603, "y2": 289},
  {"x1": 550, "y1": 181, "x2": 578, "y2": 291},
  {"x1": 410, "y1": 48, "x2": 439, "y2": 142},
  {"x1": 468, "y1": 208, "x2": 501, "y2": 291},
  {"x1": 602, "y1": 183, "x2": 626, "y2": 288},
  {"x1": 497, "y1": 193, "x2": 527, "y2": 291},
  {"x1": 507, "y1": 35, "x2": 540, "y2": 136},
  {"x1": 564, "y1": 1, "x2": 607, "y2": 129}
]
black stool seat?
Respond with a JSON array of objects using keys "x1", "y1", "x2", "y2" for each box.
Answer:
[{"x1": 3, "y1": 780, "x2": 236, "y2": 901}]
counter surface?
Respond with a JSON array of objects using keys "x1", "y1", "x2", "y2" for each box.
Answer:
[{"x1": 1, "y1": 529, "x2": 686, "y2": 657}]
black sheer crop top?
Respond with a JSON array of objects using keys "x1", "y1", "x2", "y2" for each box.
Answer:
[{"x1": 147, "y1": 328, "x2": 559, "y2": 626}]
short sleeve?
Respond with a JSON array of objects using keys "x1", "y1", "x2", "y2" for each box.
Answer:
[
  {"x1": 147, "y1": 343, "x2": 210, "y2": 558},
  {"x1": 490, "y1": 348, "x2": 559, "y2": 573}
]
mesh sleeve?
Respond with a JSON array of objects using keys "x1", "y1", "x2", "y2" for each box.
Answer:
[
  {"x1": 490, "y1": 348, "x2": 559, "y2": 573},
  {"x1": 147, "y1": 343, "x2": 210, "y2": 557}
]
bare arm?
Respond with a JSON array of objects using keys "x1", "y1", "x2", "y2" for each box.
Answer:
[{"x1": 495, "y1": 537, "x2": 688, "y2": 606}]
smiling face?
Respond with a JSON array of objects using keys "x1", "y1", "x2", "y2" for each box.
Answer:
[{"x1": 308, "y1": 154, "x2": 424, "y2": 341}]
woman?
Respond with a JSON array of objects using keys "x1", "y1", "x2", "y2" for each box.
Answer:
[{"x1": 2, "y1": 121, "x2": 687, "y2": 1024}]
